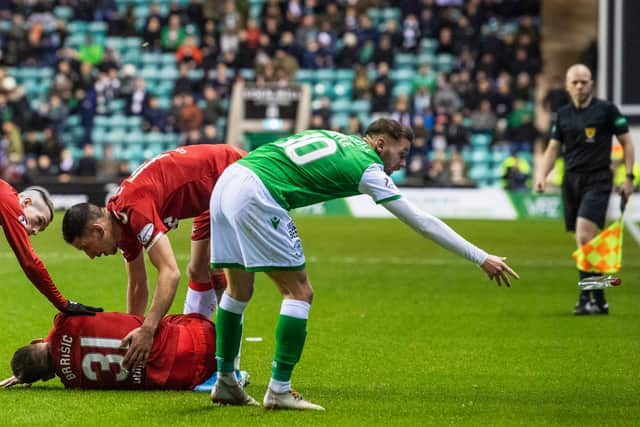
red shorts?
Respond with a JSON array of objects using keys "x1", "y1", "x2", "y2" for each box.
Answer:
[
  {"x1": 163, "y1": 314, "x2": 216, "y2": 389},
  {"x1": 191, "y1": 210, "x2": 210, "y2": 241}
]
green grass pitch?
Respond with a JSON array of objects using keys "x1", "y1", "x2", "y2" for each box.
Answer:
[{"x1": 0, "y1": 216, "x2": 638, "y2": 426}]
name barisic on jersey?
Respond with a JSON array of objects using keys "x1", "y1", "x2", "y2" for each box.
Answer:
[{"x1": 59, "y1": 335, "x2": 77, "y2": 381}]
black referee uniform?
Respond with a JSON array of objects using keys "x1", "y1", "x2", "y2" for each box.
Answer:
[
  {"x1": 551, "y1": 98, "x2": 629, "y2": 232},
  {"x1": 551, "y1": 97, "x2": 629, "y2": 312}
]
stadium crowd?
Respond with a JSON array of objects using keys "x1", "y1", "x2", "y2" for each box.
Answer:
[{"x1": 0, "y1": 0, "x2": 541, "y2": 188}]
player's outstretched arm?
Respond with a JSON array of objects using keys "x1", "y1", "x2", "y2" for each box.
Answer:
[
  {"x1": 382, "y1": 197, "x2": 520, "y2": 285},
  {"x1": 125, "y1": 252, "x2": 149, "y2": 316},
  {"x1": 0, "y1": 375, "x2": 25, "y2": 389}
]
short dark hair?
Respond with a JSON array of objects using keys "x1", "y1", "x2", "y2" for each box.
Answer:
[
  {"x1": 364, "y1": 118, "x2": 415, "y2": 144},
  {"x1": 62, "y1": 203, "x2": 103, "y2": 243},
  {"x1": 22, "y1": 186, "x2": 55, "y2": 223},
  {"x1": 11, "y1": 345, "x2": 53, "y2": 384}
]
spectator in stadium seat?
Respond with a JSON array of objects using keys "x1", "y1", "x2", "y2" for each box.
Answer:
[
  {"x1": 412, "y1": 63, "x2": 438, "y2": 95},
  {"x1": 535, "y1": 64, "x2": 635, "y2": 315},
  {"x1": 446, "y1": 112, "x2": 471, "y2": 153},
  {"x1": 142, "y1": 16, "x2": 163, "y2": 52},
  {"x1": 501, "y1": 151, "x2": 531, "y2": 191},
  {"x1": 76, "y1": 144, "x2": 97, "y2": 177},
  {"x1": 542, "y1": 75, "x2": 571, "y2": 121},
  {"x1": 182, "y1": 128, "x2": 203, "y2": 146},
  {"x1": 52, "y1": 60, "x2": 79, "y2": 103},
  {"x1": 401, "y1": 14, "x2": 421, "y2": 53},
  {"x1": 432, "y1": 80, "x2": 462, "y2": 116},
  {"x1": 335, "y1": 32, "x2": 359, "y2": 68},
  {"x1": 143, "y1": 96, "x2": 168, "y2": 133},
  {"x1": 176, "y1": 36, "x2": 203, "y2": 68},
  {"x1": 77, "y1": 61, "x2": 97, "y2": 91},
  {"x1": 470, "y1": 99, "x2": 497, "y2": 133},
  {"x1": 312, "y1": 97, "x2": 331, "y2": 129},
  {"x1": 178, "y1": 94, "x2": 203, "y2": 133},
  {"x1": 493, "y1": 75, "x2": 515, "y2": 118},
  {"x1": 125, "y1": 77, "x2": 149, "y2": 117},
  {"x1": 173, "y1": 63, "x2": 198, "y2": 96},
  {"x1": 93, "y1": 0, "x2": 118, "y2": 22},
  {"x1": 391, "y1": 95, "x2": 412, "y2": 128},
  {"x1": 514, "y1": 71, "x2": 533, "y2": 102},
  {"x1": 4, "y1": 14, "x2": 26, "y2": 65},
  {"x1": 449, "y1": 152, "x2": 470, "y2": 187},
  {"x1": 372, "y1": 35, "x2": 394, "y2": 68},
  {"x1": 346, "y1": 114, "x2": 363, "y2": 136},
  {"x1": 206, "y1": 118, "x2": 517, "y2": 410},
  {"x1": 352, "y1": 65, "x2": 371, "y2": 100},
  {"x1": 201, "y1": 86, "x2": 225, "y2": 126},
  {"x1": 161, "y1": 14, "x2": 186, "y2": 52},
  {"x1": 436, "y1": 27, "x2": 456, "y2": 55},
  {"x1": 374, "y1": 61, "x2": 393, "y2": 95},
  {"x1": 78, "y1": 35, "x2": 104, "y2": 66},
  {"x1": 370, "y1": 81, "x2": 392, "y2": 115},
  {"x1": 97, "y1": 143, "x2": 120, "y2": 180},
  {"x1": 108, "y1": 4, "x2": 138, "y2": 37},
  {"x1": 201, "y1": 124, "x2": 222, "y2": 145},
  {"x1": 507, "y1": 99, "x2": 536, "y2": 153}
]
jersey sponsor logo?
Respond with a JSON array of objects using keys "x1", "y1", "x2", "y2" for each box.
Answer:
[
  {"x1": 286, "y1": 220, "x2": 299, "y2": 240},
  {"x1": 114, "y1": 210, "x2": 129, "y2": 224},
  {"x1": 614, "y1": 116, "x2": 627, "y2": 127},
  {"x1": 584, "y1": 127, "x2": 596, "y2": 143},
  {"x1": 18, "y1": 215, "x2": 28, "y2": 229},
  {"x1": 138, "y1": 223, "x2": 155, "y2": 245},
  {"x1": 270, "y1": 216, "x2": 280, "y2": 229}
]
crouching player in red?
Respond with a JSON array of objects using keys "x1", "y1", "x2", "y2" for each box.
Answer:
[{"x1": 0, "y1": 311, "x2": 243, "y2": 391}]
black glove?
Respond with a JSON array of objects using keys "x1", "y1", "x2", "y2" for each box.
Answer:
[{"x1": 63, "y1": 300, "x2": 104, "y2": 316}]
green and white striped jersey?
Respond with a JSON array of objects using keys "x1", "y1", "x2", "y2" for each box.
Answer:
[{"x1": 238, "y1": 130, "x2": 402, "y2": 210}]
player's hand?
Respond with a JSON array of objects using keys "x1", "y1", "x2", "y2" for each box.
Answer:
[
  {"x1": 121, "y1": 325, "x2": 155, "y2": 370},
  {"x1": 534, "y1": 179, "x2": 545, "y2": 193},
  {"x1": 481, "y1": 255, "x2": 520, "y2": 288},
  {"x1": 63, "y1": 300, "x2": 104, "y2": 316},
  {"x1": 0, "y1": 375, "x2": 29, "y2": 389}
]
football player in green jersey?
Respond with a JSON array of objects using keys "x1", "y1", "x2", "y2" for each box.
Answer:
[{"x1": 209, "y1": 118, "x2": 519, "y2": 410}]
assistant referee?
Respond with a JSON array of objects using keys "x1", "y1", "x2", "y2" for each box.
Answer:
[{"x1": 535, "y1": 63, "x2": 635, "y2": 315}]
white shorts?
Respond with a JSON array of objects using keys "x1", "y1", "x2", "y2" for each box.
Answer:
[{"x1": 210, "y1": 163, "x2": 305, "y2": 272}]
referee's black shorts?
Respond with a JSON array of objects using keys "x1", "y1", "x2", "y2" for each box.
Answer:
[{"x1": 562, "y1": 169, "x2": 613, "y2": 231}]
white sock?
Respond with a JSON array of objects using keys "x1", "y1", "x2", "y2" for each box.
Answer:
[
  {"x1": 183, "y1": 288, "x2": 217, "y2": 317},
  {"x1": 269, "y1": 378, "x2": 291, "y2": 394}
]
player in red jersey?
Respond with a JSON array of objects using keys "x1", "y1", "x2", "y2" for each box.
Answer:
[
  {"x1": 61, "y1": 145, "x2": 244, "y2": 370},
  {"x1": 1, "y1": 312, "x2": 216, "y2": 390},
  {"x1": 0, "y1": 180, "x2": 101, "y2": 315}
]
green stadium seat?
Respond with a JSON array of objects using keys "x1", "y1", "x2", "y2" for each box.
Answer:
[
  {"x1": 420, "y1": 38, "x2": 439, "y2": 53},
  {"x1": 68, "y1": 21, "x2": 89, "y2": 34},
  {"x1": 392, "y1": 83, "x2": 412, "y2": 97},
  {"x1": 314, "y1": 69, "x2": 336, "y2": 82},
  {"x1": 351, "y1": 99, "x2": 371, "y2": 114},
  {"x1": 295, "y1": 69, "x2": 315, "y2": 83},
  {"x1": 110, "y1": 99, "x2": 126, "y2": 113},
  {"x1": 91, "y1": 128, "x2": 107, "y2": 144},
  {"x1": 382, "y1": 8, "x2": 401, "y2": 22},
  {"x1": 124, "y1": 37, "x2": 143, "y2": 48},
  {"x1": 127, "y1": 116, "x2": 143, "y2": 129},
  {"x1": 109, "y1": 115, "x2": 128, "y2": 130},
  {"x1": 391, "y1": 68, "x2": 416, "y2": 82},
  {"x1": 470, "y1": 148, "x2": 490, "y2": 163},
  {"x1": 331, "y1": 114, "x2": 349, "y2": 130},
  {"x1": 94, "y1": 116, "x2": 110, "y2": 130},
  {"x1": 188, "y1": 69, "x2": 204, "y2": 80},
  {"x1": 336, "y1": 69, "x2": 355, "y2": 81},
  {"x1": 471, "y1": 133, "x2": 492, "y2": 147},
  {"x1": 417, "y1": 52, "x2": 436, "y2": 66},
  {"x1": 333, "y1": 82, "x2": 352, "y2": 98},
  {"x1": 88, "y1": 21, "x2": 107, "y2": 35},
  {"x1": 435, "y1": 54, "x2": 454, "y2": 73},
  {"x1": 395, "y1": 53, "x2": 417, "y2": 69},
  {"x1": 313, "y1": 82, "x2": 334, "y2": 98},
  {"x1": 161, "y1": 53, "x2": 177, "y2": 66},
  {"x1": 331, "y1": 98, "x2": 351, "y2": 114},
  {"x1": 239, "y1": 68, "x2": 256, "y2": 80},
  {"x1": 54, "y1": 6, "x2": 73, "y2": 20}
]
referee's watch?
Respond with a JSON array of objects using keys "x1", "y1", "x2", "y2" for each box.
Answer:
[{"x1": 626, "y1": 173, "x2": 635, "y2": 181}]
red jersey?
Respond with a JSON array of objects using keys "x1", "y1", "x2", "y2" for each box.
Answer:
[
  {"x1": 0, "y1": 179, "x2": 66, "y2": 310},
  {"x1": 46, "y1": 312, "x2": 216, "y2": 390},
  {"x1": 106, "y1": 145, "x2": 244, "y2": 261}
]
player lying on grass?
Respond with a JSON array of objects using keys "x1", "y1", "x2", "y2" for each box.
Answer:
[
  {"x1": 0, "y1": 311, "x2": 247, "y2": 391},
  {"x1": 209, "y1": 118, "x2": 520, "y2": 410},
  {"x1": 0, "y1": 180, "x2": 101, "y2": 315},
  {"x1": 61, "y1": 145, "x2": 244, "y2": 372}
]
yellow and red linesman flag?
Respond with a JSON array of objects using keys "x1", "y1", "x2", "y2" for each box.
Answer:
[{"x1": 572, "y1": 219, "x2": 624, "y2": 274}]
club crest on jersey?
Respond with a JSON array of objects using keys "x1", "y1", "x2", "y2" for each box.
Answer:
[
  {"x1": 138, "y1": 223, "x2": 154, "y2": 245},
  {"x1": 18, "y1": 215, "x2": 28, "y2": 229},
  {"x1": 584, "y1": 127, "x2": 596, "y2": 143}
]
